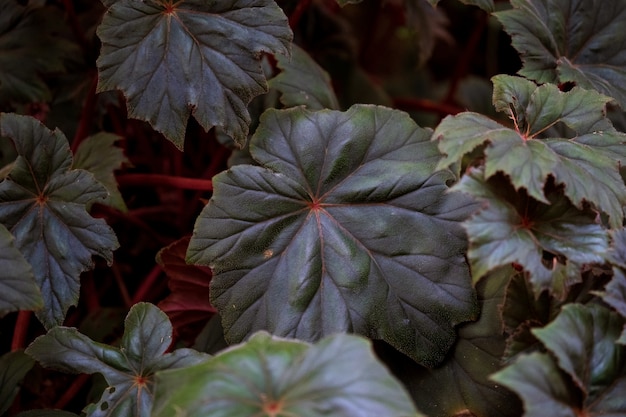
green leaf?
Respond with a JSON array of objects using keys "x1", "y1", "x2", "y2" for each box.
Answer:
[
  {"x1": 0, "y1": 114, "x2": 119, "y2": 329},
  {"x1": 386, "y1": 266, "x2": 521, "y2": 417},
  {"x1": 152, "y1": 331, "x2": 423, "y2": 417},
  {"x1": 494, "y1": 304, "x2": 626, "y2": 415},
  {"x1": 269, "y1": 44, "x2": 340, "y2": 110},
  {"x1": 455, "y1": 168, "x2": 607, "y2": 293},
  {"x1": 72, "y1": 133, "x2": 128, "y2": 212},
  {"x1": 188, "y1": 104, "x2": 478, "y2": 366},
  {"x1": 434, "y1": 75, "x2": 626, "y2": 227},
  {"x1": 96, "y1": 0, "x2": 292, "y2": 149},
  {"x1": 602, "y1": 228, "x2": 626, "y2": 343},
  {"x1": 0, "y1": 350, "x2": 36, "y2": 415},
  {"x1": 496, "y1": 0, "x2": 626, "y2": 107},
  {"x1": 25, "y1": 303, "x2": 209, "y2": 417},
  {"x1": 0, "y1": 223, "x2": 43, "y2": 317},
  {"x1": 0, "y1": 1, "x2": 78, "y2": 106}
]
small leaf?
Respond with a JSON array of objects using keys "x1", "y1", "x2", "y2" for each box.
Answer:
[
  {"x1": 157, "y1": 237, "x2": 215, "y2": 342},
  {"x1": 25, "y1": 303, "x2": 210, "y2": 417},
  {"x1": 435, "y1": 75, "x2": 626, "y2": 227},
  {"x1": 0, "y1": 223, "x2": 43, "y2": 317},
  {"x1": 269, "y1": 44, "x2": 339, "y2": 110},
  {"x1": 0, "y1": 1, "x2": 78, "y2": 105},
  {"x1": 72, "y1": 133, "x2": 128, "y2": 212},
  {"x1": 455, "y1": 168, "x2": 607, "y2": 293},
  {"x1": 0, "y1": 113, "x2": 119, "y2": 329},
  {"x1": 188, "y1": 104, "x2": 478, "y2": 366},
  {"x1": 96, "y1": 0, "x2": 292, "y2": 149},
  {"x1": 0, "y1": 350, "x2": 36, "y2": 415},
  {"x1": 152, "y1": 331, "x2": 423, "y2": 417},
  {"x1": 496, "y1": 0, "x2": 626, "y2": 107}
]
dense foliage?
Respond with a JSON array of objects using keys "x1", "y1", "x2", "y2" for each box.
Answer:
[{"x1": 1, "y1": 0, "x2": 625, "y2": 416}]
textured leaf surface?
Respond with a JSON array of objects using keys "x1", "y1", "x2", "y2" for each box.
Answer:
[
  {"x1": 604, "y1": 229, "x2": 626, "y2": 343},
  {"x1": 188, "y1": 104, "x2": 478, "y2": 366},
  {"x1": 73, "y1": 133, "x2": 128, "y2": 212},
  {"x1": 0, "y1": 1, "x2": 77, "y2": 105},
  {"x1": 157, "y1": 237, "x2": 215, "y2": 342},
  {"x1": 496, "y1": 0, "x2": 626, "y2": 107},
  {"x1": 435, "y1": 75, "x2": 626, "y2": 227},
  {"x1": 455, "y1": 168, "x2": 607, "y2": 292},
  {"x1": 152, "y1": 331, "x2": 423, "y2": 417},
  {"x1": 25, "y1": 303, "x2": 209, "y2": 417},
  {"x1": 0, "y1": 223, "x2": 43, "y2": 317},
  {"x1": 96, "y1": 0, "x2": 292, "y2": 149},
  {"x1": 494, "y1": 304, "x2": 626, "y2": 415},
  {"x1": 0, "y1": 114, "x2": 119, "y2": 329},
  {"x1": 269, "y1": 43, "x2": 339, "y2": 110},
  {"x1": 0, "y1": 351, "x2": 35, "y2": 415}
]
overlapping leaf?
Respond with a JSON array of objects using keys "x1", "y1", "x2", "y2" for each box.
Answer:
[
  {"x1": 269, "y1": 44, "x2": 340, "y2": 110},
  {"x1": 152, "y1": 331, "x2": 423, "y2": 417},
  {"x1": 25, "y1": 303, "x2": 209, "y2": 417},
  {"x1": 496, "y1": 0, "x2": 626, "y2": 107},
  {"x1": 0, "y1": 1, "x2": 77, "y2": 106},
  {"x1": 73, "y1": 133, "x2": 128, "y2": 212},
  {"x1": 0, "y1": 113, "x2": 119, "y2": 329},
  {"x1": 493, "y1": 304, "x2": 626, "y2": 415},
  {"x1": 0, "y1": 223, "x2": 43, "y2": 317},
  {"x1": 435, "y1": 75, "x2": 626, "y2": 228},
  {"x1": 188, "y1": 104, "x2": 478, "y2": 366},
  {"x1": 454, "y1": 168, "x2": 607, "y2": 293},
  {"x1": 96, "y1": 0, "x2": 292, "y2": 149},
  {"x1": 0, "y1": 350, "x2": 35, "y2": 415},
  {"x1": 603, "y1": 228, "x2": 626, "y2": 343}
]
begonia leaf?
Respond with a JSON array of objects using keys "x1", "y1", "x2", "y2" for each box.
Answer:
[
  {"x1": 493, "y1": 304, "x2": 626, "y2": 415},
  {"x1": 96, "y1": 0, "x2": 292, "y2": 149},
  {"x1": 0, "y1": 350, "x2": 35, "y2": 416},
  {"x1": 72, "y1": 133, "x2": 128, "y2": 212},
  {"x1": 455, "y1": 168, "x2": 607, "y2": 293},
  {"x1": 435, "y1": 75, "x2": 626, "y2": 227},
  {"x1": 0, "y1": 1, "x2": 77, "y2": 106},
  {"x1": 152, "y1": 331, "x2": 423, "y2": 417},
  {"x1": 25, "y1": 303, "x2": 210, "y2": 417},
  {"x1": 496, "y1": 0, "x2": 626, "y2": 107},
  {"x1": 188, "y1": 104, "x2": 478, "y2": 366},
  {"x1": 156, "y1": 236, "x2": 215, "y2": 342},
  {"x1": 269, "y1": 44, "x2": 340, "y2": 110},
  {"x1": 0, "y1": 113, "x2": 119, "y2": 329},
  {"x1": 603, "y1": 228, "x2": 626, "y2": 343},
  {"x1": 0, "y1": 223, "x2": 43, "y2": 317}
]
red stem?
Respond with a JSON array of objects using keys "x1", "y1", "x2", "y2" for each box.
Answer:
[
  {"x1": 289, "y1": 0, "x2": 312, "y2": 29},
  {"x1": 11, "y1": 311, "x2": 31, "y2": 351},
  {"x1": 118, "y1": 174, "x2": 213, "y2": 191},
  {"x1": 393, "y1": 97, "x2": 464, "y2": 116},
  {"x1": 53, "y1": 374, "x2": 91, "y2": 409},
  {"x1": 132, "y1": 265, "x2": 164, "y2": 304},
  {"x1": 112, "y1": 263, "x2": 133, "y2": 309},
  {"x1": 71, "y1": 73, "x2": 99, "y2": 153}
]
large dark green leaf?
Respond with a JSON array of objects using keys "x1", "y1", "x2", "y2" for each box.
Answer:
[
  {"x1": 0, "y1": 223, "x2": 43, "y2": 317},
  {"x1": 435, "y1": 75, "x2": 626, "y2": 228},
  {"x1": 604, "y1": 228, "x2": 626, "y2": 343},
  {"x1": 496, "y1": 0, "x2": 626, "y2": 107},
  {"x1": 0, "y1": 350, "x2": 35, "y2": 415},
  {"x1": 152, "y1": 331, "x2": 423, "y2": 417},
  {"x1": 454, "y1": 168, "x2": 607, "y2": 293},
  {"x1": 0, "y1": 1, "x2": 77, "y2": 106},
  {"x1": 25, "y1": 303, "x2": 209, "y2": 417},
  {"x1": 188, "y1": 104, "x2": 478, "y2": 366},
  {"x1": 72, "y1": 133, "x2": 128, "y2": 212},
  {"x1": 0, "y1": 113, "x2": 119, "y2": 329},
  {"x1": 493, "y1": 304, "x2": 626, "y2": 415},
  {"x1": 96, "y1": 0, "x2": 292, "y2": 149}
]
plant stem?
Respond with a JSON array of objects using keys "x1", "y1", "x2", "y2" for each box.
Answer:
[
  {"x1": 71, "y1": 73, "x2": 99, "y2": 153},
  {"x1": 11, "y1": 311, "x2": 31, "y2": 351},
  {"x1": 132, "y1": 265, "x2": 164, "y2": 304},
  {"x1": 118, "y1": 174, "x2": 213, "y2": 191},
  {"x1": 289, "y1": 0, "x2": 312, "y2": 28}
]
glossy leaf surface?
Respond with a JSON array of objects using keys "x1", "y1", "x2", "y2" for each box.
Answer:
[
  {"x1": 0, "y1": 114, "x2": 119, "y2": 329},
  {"x1": 188, "y1": 104, "x2": 478, "y2": 366},
  {"x1": 435, "y1": 75, "x2": 626, "y2": 227},
  {"x1": 25, "y1": 303, "x2": 209, "y2": 417},
  {"x1": 152, "y1": 331, "x2": 423, "y2": 417},
  {"x1": 96, "y1": 0, "x2": 292, "y2": 149},
  {"x1": 496, "y1": 0, "x2": 626, "y2": 107}
]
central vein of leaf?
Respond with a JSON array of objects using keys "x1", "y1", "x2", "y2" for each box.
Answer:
[
  {"x1": 36, "y1": 194, "x2": 48, "y2": 206},
  {"x1": 308, "y1": 198, "x2": 322, "y2": 211}
]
